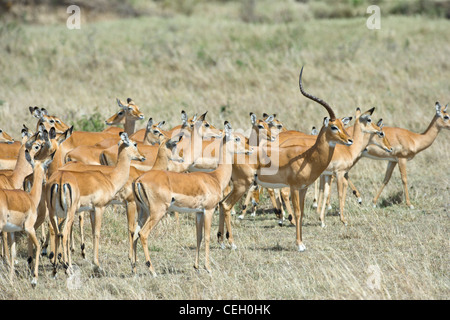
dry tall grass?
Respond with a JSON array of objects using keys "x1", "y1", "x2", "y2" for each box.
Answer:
[{"x1": 0, "y1": 1, "x2": 448, "y2": 300}]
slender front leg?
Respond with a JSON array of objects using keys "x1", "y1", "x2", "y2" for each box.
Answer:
[
  {"x1": 373, "y1": 161, "x2": 397, "y2": 207},
  {"x1": 203, "y1": 209, "x2": 214, "y2": 273},
  {"x1": 91, "y1": 207, "x2": 105, "y2": 274},
  {"x1": 9, "y1": 233, "x2": 16, "y2": 281},
  {"x1": 398, "y1": 158, "x2": 413, "y2": 209},
  {"x1": 194, "y1": 211, "x2": 204, "y2": 271},
  {"x1": 346, "y1": 175, "x2": 362, "y2": 204},
  {"x1": 25, "y1": 227, "x2": 41, "y2": 287},
  {"x1": 336, "y1": 171, "x2": 349, "y2": 226},
  {"x1": 126, "y1": 201, "x2": 137, "y2": 262},
  {"x1": 291, "y1": 188, "x2": 306, "y2": 252},
  {"x1": 319, "y1": 175, "x2": 331, "y2": 228},
  {"x1": 316, "y1": 175, "x2": 325, "y2": 215}
]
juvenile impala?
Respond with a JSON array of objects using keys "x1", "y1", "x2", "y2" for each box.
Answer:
[{"x1": 132, "y1": 122, "x2": 252, "y2": 276}]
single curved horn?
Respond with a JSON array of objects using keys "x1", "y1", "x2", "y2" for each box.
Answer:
[{"x1": 299, "y1": 66, "x2": 336, "y2": 121}]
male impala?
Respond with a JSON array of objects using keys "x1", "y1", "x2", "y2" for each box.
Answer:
[
  {"x1": 0, "y1": 149, "x2": 54, "y2": 286},
  {"x1": 218, "y1": 66, "x2": 353, "y2": 252},
  {"x1": 132, "y1": 122, "x2": 252, "y2": 276},
  {"x1": 365, "y1": 102, "x2": 449, "y2": 208},
  {"x1": 46, "y1": 132, "x2": 145, "y2": 275}
]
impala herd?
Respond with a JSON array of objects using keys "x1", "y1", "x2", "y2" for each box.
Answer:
[{"x1": 0, "y1": 67, "x2": 448, "y2": 286}]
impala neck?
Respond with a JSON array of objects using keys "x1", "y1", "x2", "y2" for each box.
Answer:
[
  {"x1": 29, "y1": 165, "x2": 46, "y2": 208},
  {"x1": 151, "y1": 145, "x2": 170, "y2": 171},
  {"x1": 307, "y1": 126, "x2": 336, "y2": 177},
  {"x1": 348, "y1": 118, "x2": 368, "y2": 159},
  {"x1": 109, "y1": 144, "x2": 133, "y2": 194},
  {"x1": 10, "y1": 145, "x2": 33, "y2": 189},
  {"x1": 124, "y1": 119, "x2": 137, "y2": 136},
  {"x1": 209, "y1": 138, "x2": 234, "y2": 192},
  {"x1": 413, "y1": 115, "x2": 441, "y2": 153}
]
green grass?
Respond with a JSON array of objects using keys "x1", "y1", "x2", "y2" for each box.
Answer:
[{"x1": 0, "y1": 1, "x2": 449, "y2": 300}]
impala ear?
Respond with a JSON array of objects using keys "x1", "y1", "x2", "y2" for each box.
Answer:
[
  {"x1": 444, "y1": 104, "x2": 448, "y2": 112},
  {"x1": 117, "y1": 98, "x2": 126, "y2": 109},
  {"x1": 146, "y1": 118, "x2": 153, "y2": 130},
  {"x1": 49, "y1": 127, "x2": 56, "y2": 140},
  {"x1": 119, "y1": 132, "x2": 131, "y2": 146},
  {"x1": 198, "y1": 112, "x2": 208, "y2": 122},
  {"x1": 377, "y1": 118, "x2": 384, "y2": 128},
  {"x1": 157, "y1": 121, "x2": 166, "y2": 128},
  {"x1": 323, "y1": 117, "x2": 329, "y2": 128},
  {"x1": 310, "y1": 126, "x2": 319, "y2": 136},
  {"x1": 57, "y1": 126, "x2": 73, "y2": 145},
  {"x1": 264, "y1": 115, "x2": 274, "y2": 123},
  {"x1": 435, "y1": 102, "x2": 442, "y2": 116},
  {"x1": 262, "y1": 113, "x2": 269, "y2": 118},
  {"x1": 250, "y1": 112, "x2": 256, "y2": 125},
  {"x1": 224, "y1": 121, "x2": 232, "y2": 139},
  {"x1": 341, "y1": 117, "x2": 352, "y2": 126}
]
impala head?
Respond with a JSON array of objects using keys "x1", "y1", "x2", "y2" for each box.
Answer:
[
  {"x1": 356, "y1": 107, "x2": 380, "y2": 135},
  {"x1": 224, "y1": 121, "x2": 253, "y2": 157},
  {"x1": 298, "y1": 66, "x2": 353, "y2": 147},
  {"x1": 25, "y1": 148, "x2": 55, "y2": 175},
  {"x1": 263, "y1": 113, "x2": 286, "y2": 138},
  {"x1": 105, "y1": 107, "x2": 127, "y2": 126},
  {"x1": 116, "y1": 98, "x2": 145, "y2": 121},
  {"x1": 29, "y1": 106, "x2": 70, "y2": 134},
  {"x1": 249, "y1": 112, "x2": 275, "y2": 144},
  {"x1": 143, "y1": 118, "x2": 168, "y2": 145},
  {"x1": 118, "y1": 132, "x2": 146, "y2": 162},
  {"x1": 435, "y1": 102, "x2": 450, "y2": 130},
  {"x1": 193, "y1": 112, "x2": 222, "y2": 139},
  {"x1": 368, "y1": 119, "x2": 393, "y2": 153},
  {"x1": 0, "y1": 128, "x2": 14, "y2": 144}
]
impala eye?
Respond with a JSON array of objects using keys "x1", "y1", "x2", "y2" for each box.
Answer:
[
  {"x1": 118, "y1": 111, "x2": 124, "y2": 116},
  {"x1": 204, "y1": 123, "x2": 210, "y2": 128},
  {"x1": 153, "y1": 130, "x2": 160, "y2": 134},
  {"x1": 378, "y1": 132, "x2": 385, "y2": 137},
  {"x1": 235, "y1": 137, "x2": 241, "y2": 142},
  {"x1": 0, "y1": 129, "x2": 2, "y2": 133},
  {"x1": 367, "y1": 118, "x2": 372, "y2": 123},
  {"x1": 133, "y1": 143, "x2": 137, "y2": 147},
  {"x1": 331, "y1": 125, "x2": 339, "y2": 131},
  {"x1": 444, "y1": 115, "x2": 449, "y2": 120},
  {"x1": 49, "y1": 120, "x2": 55, "y2": 124},
  {"x1": 277, "y1": 125, "x2": 283, "y2": 130},
  {"x1": 258, "y1": 125, "x2": 264, "y2": 129}
]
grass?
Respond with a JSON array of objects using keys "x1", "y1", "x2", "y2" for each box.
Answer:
[{"x1": 0, "y1": 1, "x2": 449, "y2": 300}]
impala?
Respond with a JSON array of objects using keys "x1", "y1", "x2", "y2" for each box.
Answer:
[
  {"x1": 132, "y1": 121, "x2": 252, "y2": 276},
  {"x1": 218, "y1": 66, "x2": 353, "y2": 252},
  {"x1": 365, "y1": 102, "x2": 449, "y2": 208},
  {"x1": 0, "y1": 128, "x2": 14, "y2": 144},
  {"x1": 0, "y1": 149, "x2": 54, "y2": 286},
  {"x1": 46, "y1": 132, "x2": 145, "y2": 275}
]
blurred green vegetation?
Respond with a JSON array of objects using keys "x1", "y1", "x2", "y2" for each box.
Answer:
[
  {"x1": 1, "y1": 0, "x2": 449, "y2": 24},
  {"x1": 72, "y1": 111, "x2": 106, "y2": 132}
]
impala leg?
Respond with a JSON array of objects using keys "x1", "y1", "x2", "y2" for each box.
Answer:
[
  {"x1": 203, "y1": 209, "x2": 214, "y2": 273},
  {"x1": 91, "y1": 207, "x2": 105, "y2": 274},
  {"x1": 336, "y1": 172, "x2": 349, "y2": 226},
  {"x1": 319, "y1": 175, "x2": 331, "y2": 228},
  {"x1": 346, "y1": 175, "x2": 362, "y2": 204},
  {"x1": 48, "y1": 215, "x2": 60, "y2": 276},
  {"x1": 137, "y1": 207, "x2": 165, "y2": 277},
  {"x1": 398, "y1": 158, "x2": 413, "y2": 209},
  {"x1": 77, "y1": 211, "x2": 86, "y2": 258},
  {"x1": 316, "y1": 175, "x2": 325, "y2": 215},
  {"x1": 9, "y1": 233, "x2": 16, "y2": 281},
  {"x1": 194, "y1": 211, "x2": 204, "y2": 271},
  {"x1": 238, "y1": 184, "x2": 256, "y2": 220},
  {"x1": 312, "y1": 179, "x2": 319, "y2": 209},
  {"x1": 373, "y1": 161, "x2": 397, "y2": 207},
  {"x1": 25, "y1": 227, "x2": 41, "y2": 287},
  {"x1": 291, "y1": 188, "x2": 307, "y2": 252},
  {"x1": 126, "y1": 201, "x2": 137, "y2": 262},
  {"x1": 325, "y1": 175, "x2": 335, "y2": 210},
  {"x1": 280, "y1": 187, "x2": 294, "y2": 225},
  {"x1": 218, "y1": 180, "x2": 249, "y2": 250},
  {"x1": 2, "y1": 232, "x2": 10, "y2": 265}
]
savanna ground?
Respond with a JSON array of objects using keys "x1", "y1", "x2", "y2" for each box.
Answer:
[{"x1": 0, "y1": 0, "x2": 449, "y2": 300}]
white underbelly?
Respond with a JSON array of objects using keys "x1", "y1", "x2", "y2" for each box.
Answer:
[
  {"x1": 255, "y1": 176, "x2": 289, "y2": 189},
  {"x1": 3, "y1": 222, "x2": 23, "y2": 233},
  {"x1": 168, "y1": 204, "x2": 205, "y2": 214}
]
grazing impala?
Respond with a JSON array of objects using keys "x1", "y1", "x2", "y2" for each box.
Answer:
[
  {"x1": 0, "y1": 149, "x2": 54, "y2": 286},
  {"x1": 46, "y1": 132, "x2": 145, "y2": 275},
  {"x1": 132, "y1": 121, "x2": 252, "y2": 276},
  {"x1": 365, "y1": 102, "x2": 449, "y2": 208},
  {"x1": 218, "y1": 66, "x2": 353, "y2": 252}
]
